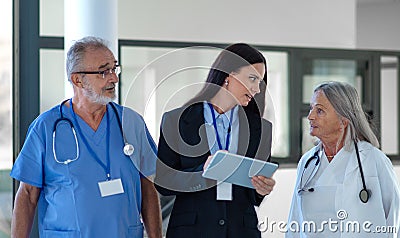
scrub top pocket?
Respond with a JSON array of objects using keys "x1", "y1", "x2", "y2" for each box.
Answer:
[
  {"x1": 128, "y1": 224, "x2": 144, "y2": 237},
  {"x1": 42, "y1": 229, "x2": 80, "y2": 238}
]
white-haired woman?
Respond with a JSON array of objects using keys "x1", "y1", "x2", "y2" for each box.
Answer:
[{"x1": 287, "y1": 81, "x2": 400, "y2": 237}]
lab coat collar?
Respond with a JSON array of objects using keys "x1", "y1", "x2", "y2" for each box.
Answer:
[
  {"x1": 313, "y1": 138, "x2": 369, "y2": 177},
  {"x1": 314, "y1": 126, "x2": 367, "y2": 176}
]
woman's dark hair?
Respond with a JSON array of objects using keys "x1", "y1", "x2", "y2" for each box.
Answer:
[{"x1": 185, "y1": 43, "x2": 267, "y2": 116}]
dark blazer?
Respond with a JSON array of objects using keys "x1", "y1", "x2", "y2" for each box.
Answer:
[{"x1": 155, "y1": 103, "x2": 272, "y2": 238}]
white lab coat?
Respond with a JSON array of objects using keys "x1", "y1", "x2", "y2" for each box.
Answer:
[{"x1": 286, "y1": 141, "x2": 400, "y2": 238}]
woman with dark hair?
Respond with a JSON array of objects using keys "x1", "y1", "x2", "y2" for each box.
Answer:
[
  {"x1": 185, "y1": 43, "x2": 268, "y2": 116},
  {"x1": 155, "y1": 43, "x2": 275, "y2": 238}
]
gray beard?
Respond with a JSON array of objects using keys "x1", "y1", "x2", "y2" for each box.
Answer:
[{"x1": 82, "y1": 80, "x2": 116, "y2": 105}]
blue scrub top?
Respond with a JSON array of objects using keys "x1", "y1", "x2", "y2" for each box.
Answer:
[{"x1": 10, "y1": 103, "x2": 157, "y2": 238}]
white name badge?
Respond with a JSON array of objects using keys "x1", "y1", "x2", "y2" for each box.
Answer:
[
  {"x1": 98, "y1": 178, "x2": 124, "y2": 197},
  {"x1": 217, "y1": 181, "x2": 232, "y2": 201}
]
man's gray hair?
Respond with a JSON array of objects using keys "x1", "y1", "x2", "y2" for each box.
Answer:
[
  {"x1": 314, "y1": 81, "x2": 380, "y2": 148},
  {"x1": 66, "y1": 36, "x2": 110, "y2": 82}
]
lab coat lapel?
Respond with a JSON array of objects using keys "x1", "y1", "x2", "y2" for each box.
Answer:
[
  {"x1": 344, "y1": 141, "x2": 367, "y2": 177},
  {"x1": 299, "y1": 145, "x2": 321, "y2": 185}
]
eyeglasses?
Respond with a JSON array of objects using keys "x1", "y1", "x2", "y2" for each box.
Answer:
[{"x1": 74, "y1": 65, "x2": 121, "y2": 79}]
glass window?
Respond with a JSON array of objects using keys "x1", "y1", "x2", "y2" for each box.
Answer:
[
  {"x1": 262, "y1": 51, "x2": 289, "y2": 157},
  {"x1": 302, "y1": 59, "x2": 364, "y2": 153},
  {"x1": 40, "y1": 49, "x2": 67, "y2": 112},
  {"x1": 302, "y1": 117, "x2": 318, "y2": 154},
  {"x1": 0, "y1": 0, "x2": 12, "y2": 236},
  {"x1": 302, "y1": 59, "x2": 362, "y2": 103},
  {"x1": 120, "y1": 46, "x2": 289, "y2": 157},
  {"x1": 120, "y1": 46, "x2": 218, "y2": 141},
  {"x1": 381, "y1": 56, "x2": 399, "y2": 154},
  {"x1": 40, "y1": 0, "x2": 64, "y2": 36}
]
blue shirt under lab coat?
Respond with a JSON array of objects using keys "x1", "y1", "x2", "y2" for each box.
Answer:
[{"x1": 10, "y1": 102, "x2": 157, "y2": 238}]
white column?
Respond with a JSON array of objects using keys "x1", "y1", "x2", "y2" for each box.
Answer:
[{"x1": 64, "y1": 0, "x2": 118, "y2": 97}]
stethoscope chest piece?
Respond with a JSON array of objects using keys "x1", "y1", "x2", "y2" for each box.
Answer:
[
  {"x1": 123, "y1": 143, "x2": 134, "y2": 156},
  {"x1": 359, "y1": 188, "x2": 370, "y2": 203}
]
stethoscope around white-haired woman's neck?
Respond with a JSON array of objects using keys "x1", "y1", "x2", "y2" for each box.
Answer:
[
  {"x1": 52, "y1": 99, "x2": 135, "y2": 169},
  {"x1": 297, "y1": 141, "x2": 370, "y2": 203}
]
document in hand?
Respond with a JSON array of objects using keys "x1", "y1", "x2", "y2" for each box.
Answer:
[{"x1": 202, "y1": 151, "x2": 278, "y2": 189}]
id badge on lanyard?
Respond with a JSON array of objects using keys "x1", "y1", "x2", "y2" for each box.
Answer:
[
  {"x1": 98, "y1": 178, "x2": 124, "y2": 197},
  {"x1": 70, "y1": 100, "x2": 125, "y2": 198},
  {"x1": 208, "y1": 103, "x2": 234, "y2": 201}
]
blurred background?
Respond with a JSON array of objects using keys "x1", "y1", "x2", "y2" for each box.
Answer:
[{"x1": 2, "y1": 0, "x2": 400, "y2": 237}]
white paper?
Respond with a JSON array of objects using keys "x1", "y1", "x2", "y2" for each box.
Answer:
[{"x1": 217, "y1": 181, "x2": 232, "y2": 200}]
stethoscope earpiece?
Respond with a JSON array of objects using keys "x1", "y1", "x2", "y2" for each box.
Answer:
[{"x1": 123, "y1": 143, "x2": 134, "y2": 156}]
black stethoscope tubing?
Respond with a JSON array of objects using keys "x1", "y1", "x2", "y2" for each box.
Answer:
[
  {"x1": 355, "y1": 142, "x2": 370, "y2": 203},
  {"x1": 52, "y1": 99, "x2": 134, "y2": 164},
  {"x1": 299, "y1": 141, "x2": 370, "y2": 203},
  {"x1": 298, "y1": 150, "x2": 320, "y2": 193}
]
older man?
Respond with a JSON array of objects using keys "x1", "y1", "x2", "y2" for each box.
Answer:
[{"x1": 10, "y1": 36, "x2": 162, "y2": 238}]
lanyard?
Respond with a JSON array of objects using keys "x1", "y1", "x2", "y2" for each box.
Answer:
[
  {"x1": 69, "y1": 99, "x2": 112, "y2": 180},
  {"x1": 207, "y1": 103, "x2": 234, "y2": 151}
]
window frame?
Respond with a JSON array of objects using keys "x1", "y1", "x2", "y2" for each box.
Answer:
[{"x1": 16, "y1": 38, "x2": 400, "y2": 168}]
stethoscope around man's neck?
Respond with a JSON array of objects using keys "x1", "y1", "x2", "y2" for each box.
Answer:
[
  {"x1": 298, "y1": 141, "x2": 370, "y2": 203},
  {"x1": 52, "y1": 99, "x2": 134, "y2": 165}
]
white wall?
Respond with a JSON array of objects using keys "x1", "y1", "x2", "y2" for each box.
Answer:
[
  {"x1": 43, "y1": 0, "x2": 357, "y2": 49},
  {"x1": 257, "y1": 168, "x2": 296, "y2": 237},
  {"x1": 356, "y1": 1, "x2": 400, "y2": 51},
  {"x1": 119, "y1": 0, "x2": 356, "y2": 49},
  {"x1": 42, "y1": 0, "x2": 400, "y2": 51}
]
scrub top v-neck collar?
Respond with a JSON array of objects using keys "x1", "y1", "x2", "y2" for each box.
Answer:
[{"x1": 69, "y1": 99, "x2": 112, "y2": 181}]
